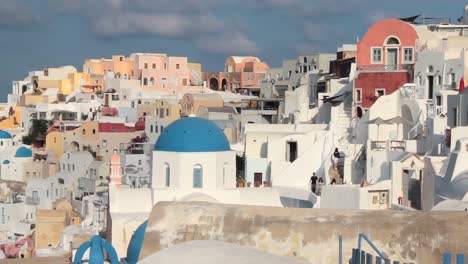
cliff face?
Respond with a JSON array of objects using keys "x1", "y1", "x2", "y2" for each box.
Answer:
[{"x1": 141, "y1": 202, "x2": 467, "y2": 264}]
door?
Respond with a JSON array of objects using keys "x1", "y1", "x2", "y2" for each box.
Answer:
[
  {"x1": 387, "y1": 48, "x2": 398, "y2": 65},
  {"x1": 428, "y1": 76, "x2": 434, "y2": 99},
  {"x1": 254, "y1": 173, "x2": 262, "y2": 187}
]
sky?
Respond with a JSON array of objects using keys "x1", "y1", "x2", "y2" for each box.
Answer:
[{"x1": 0, "y1": 0, "x2": 466, "y2": 101}]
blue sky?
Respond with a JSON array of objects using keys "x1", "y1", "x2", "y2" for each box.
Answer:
[{"x1": 0, "y1": 0, "x2": 466, "y2": 101}]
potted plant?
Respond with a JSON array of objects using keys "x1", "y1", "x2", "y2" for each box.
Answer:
[{"x1": 236, "y1": 176, "x2": 245, "y2": 188}]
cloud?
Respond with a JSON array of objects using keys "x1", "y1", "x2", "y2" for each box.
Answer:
[
  {"x1": 0, "y1": 0, "x2": 41, "y2": 28},
  {"x1": 48, "y1": 0, "x2": 258, "y2": 54}
]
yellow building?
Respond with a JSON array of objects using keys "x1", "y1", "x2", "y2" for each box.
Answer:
[
  {"x1": 0, "y1": 106, "x2": 22, "y2": 129},
  {"x1": 45, "y1": 131, "x2": 65, "y2": 160},
  {"x1": 35, "y1": 209, "x2": 68, "y2": 249}
]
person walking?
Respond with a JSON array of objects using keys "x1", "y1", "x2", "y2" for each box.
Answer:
[{"x1": 310, "y1": 173, "x2": 318, "y2": 194}]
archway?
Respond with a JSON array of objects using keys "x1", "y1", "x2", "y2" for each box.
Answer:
[
  {"x1": 71, "y1": 141, "x2": 80, "y2": 151},
  {"x1": 209, "y1": 78, "x2": 219, "y2": 90},
  {"x1": 221, "y1": 79, "x2": 227, "y2": 91},
  {"x1": 356, "y1": 106, "x2": 363, "y2": 119},
  {"x1": 401, "y1": 104, "x2": 414, "y2": 123}
]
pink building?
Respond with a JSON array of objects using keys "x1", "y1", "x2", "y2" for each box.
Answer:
[
  {"x1": 354, "y1": 19, "x2": 437, "y2": 113},
  {"x1": 83, "y1": 53, "x2": 204, "y2": 94},
  {"x1": 203, "y1": 56, "x2": 269, "y2": 92}
]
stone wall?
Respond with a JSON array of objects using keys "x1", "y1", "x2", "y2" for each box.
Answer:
[{"x1": 140, "y1": 202, "x2": 468, "y2": 264}]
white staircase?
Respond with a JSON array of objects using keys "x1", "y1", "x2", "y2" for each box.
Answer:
[{"x1": 335, "y1": 107, "x2": 352, "y2": 153}]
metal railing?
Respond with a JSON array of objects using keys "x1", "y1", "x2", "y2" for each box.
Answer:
[
  {"x1": 399, "y1": 86, "x2": 425, "y2": 99},
  {"x1": 427, "y1": 105, "x2": 444, "y2": 118},
  {"x1": 357, "y1": 64, "x2": 413, "y2": 72}
]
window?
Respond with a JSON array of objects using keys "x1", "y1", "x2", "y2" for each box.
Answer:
[
  {"x1": 150, "y1": 77, "x2": 155, "y2": 86},
  {"x1": 72, "y1": 165, "x2": 75, "y2": 171},
  {"x1": 371, "y1": 48, "x2": 382, "y2": 64},
  {"x1": 355, "y1": 88, "x2": 362, "y2": 103},
  {"x1": 144, "y1": 63, "x2": 148, "y2": 69},
  {"x1": 223, "y1": 163, "x2": 228, "y2": 186},
  {"x1": 386, "y1": 37, "x2": 400, "y2": 45},
  {"x1": 92, "y1": 129, "x2": 96, "y2": 135},
  {"x1": 176, "y1": 64, "x2": 180, "y2": 70},
  {"x1": 152, "y1": 63, "x2": 156, "y2": 69},
  {"x1": 436, "y1": 95, "x2": 442, "y2": 106},
  {"x1": 403, "y1": 48, "x2": 413, "y2": 63},
  {"x1": 82, "y1": 129, "x2": 86, "y2": 135},
  {"x1": 166, "y1": 109, "x2": 169, "y2": 116},
  {"x1": 138, "y1": 160, "x2": 142, "y2": 166},
  {"x1": 150, "y1": 125, "x2": 154, "y2": 133},
  {"x1": 160, "y1": 126, "x2": 164, "y2": 132},
  {"x1": 450, "y1": 73, "x2": 456, "y2": 84},
  {"x1": 165, "y1": 163, "x2": 170, "y2": 187},
  {"x1": 376, "y1": 89, "x2": 386, "y2": 97},
  {"x1": 193, "y1": 165, "x2": 203, "y2": 188},
  {"x1": 46, "y1": 190, "x2": 49, "y2": 198},
  {"x1": 164, "y1": 63, "x2": 167, "y2": 69},
  {"x1": 155, "y1": 126, "x2": 159, "y2": 133},
  {"x1": 286, "y1": 141, "x2": 297, "y2": 162},
  {"x1": 156, "y1": 109, "x2": 159, "y2": 115},
  {"x1": 143, "y1": 78, "x2": 148, "y2": 86},
  {"x1": 102, "y1": 140, "x2": 107, "y2": 148}
]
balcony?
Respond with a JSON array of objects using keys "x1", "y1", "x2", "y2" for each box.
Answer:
[
  {"x1": 357, "y1": 64, "x2": 413, "y2": 72},
  {"x1": 26, "y1": 197, "x2": 40, "y2": 205}
]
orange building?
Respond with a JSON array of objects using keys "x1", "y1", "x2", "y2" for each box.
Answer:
[{"x1": 203, "y1": 56, "x2": 269, "y2": 93}]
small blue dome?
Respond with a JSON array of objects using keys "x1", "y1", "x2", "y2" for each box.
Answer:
[
  {"x1": 154, "y1": 117, "x2": 230, "y2": 152},
  {"x1": 2, "y1": 160, "x2": 9, "y2": 164},
  {"x1": 124, "y1": 220, "x2": 148, "y2": 264},
  {"x1": 15, "y1": 147, "x2": 32, "y2": 158},
  {"x1": 0, "y1": 130, "x2": 12, "y2": 139}
]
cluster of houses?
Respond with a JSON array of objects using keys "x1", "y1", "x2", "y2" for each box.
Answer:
[{"x1": 2, "y1": 5, "x2": 468, "y2": 262}]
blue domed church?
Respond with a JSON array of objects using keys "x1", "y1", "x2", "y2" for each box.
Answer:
[{"x1": 151, "y1": 117, "x2": 236, "y2": 203}]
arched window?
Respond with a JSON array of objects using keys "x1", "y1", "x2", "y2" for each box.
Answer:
[
  {"x1": 143, "y1": 78, "x2": 148, "y2": 86},
  {"x1": 386, "y1": 37, "x2": 400, "y2": 45},
  {"x1": 427, "y1": 65, "x2": 434, "y2": 73},
  {"x1": 123, "y1": 74, "x2": 128, "y2": 79},
  {"x1": 193, "y1": 164, "x2": 203, "y2": 188},
  {"x1": 164, "y1": 163, "x2": 170, "y2": 187},
  {"x1": 223, "y1": 163, "x2": 228, "y2": 186},
  {"x1": 149, "y1": 77, "x2": 155, "y2": 86},
  {"x1": 304, "y1": 57, "x2": 308, "y2": 63}
]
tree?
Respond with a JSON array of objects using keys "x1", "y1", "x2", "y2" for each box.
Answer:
[
  {"x1": 22, "y1": 120, "x2": 49, "y2": 145},
  {"x1": 236, "y1": 154, "x2": 245, "y2": 179}
]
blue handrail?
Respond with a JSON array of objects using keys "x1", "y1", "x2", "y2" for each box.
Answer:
[{"x1": 357, "y1": 233, "x2": 388, "y2": 261}]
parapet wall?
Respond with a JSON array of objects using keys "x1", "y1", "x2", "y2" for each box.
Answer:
[{"x1": 140, "y1": 202, "x2": 468, "y2": 263}]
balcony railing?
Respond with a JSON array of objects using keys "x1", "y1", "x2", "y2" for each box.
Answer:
[
  {"x1": 370, "y1": 141, "x2": 386, "y2": 151},
  {"x1": 370, "y1": 140, "x2": 406, "y2": 151},
  {"x1": 26, "y1": 197, "x2": 40, "y2": 205},
  {"x1": 399, "y1": 85, "x2": 424, "y2": 99},
  {"x1": 427, "y1": 105, "x2": 444, "y2": 118},
  {"x1": 357, "y1": 64, "x2": 413, "y2": 72}
]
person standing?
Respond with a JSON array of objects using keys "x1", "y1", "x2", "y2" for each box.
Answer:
[
  {"x1": 317, "y1": 177, "x2": 324, "y2": 195},
  {"x1": 310, "y1": 173, "x2": 318, "y2": 193}
]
